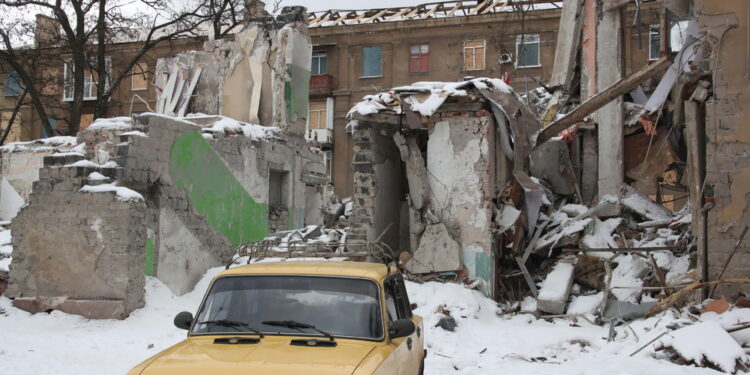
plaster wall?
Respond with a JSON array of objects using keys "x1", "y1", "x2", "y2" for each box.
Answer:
[{"x1": 427, "y1": 118, "x2": 495, "y2": 294}]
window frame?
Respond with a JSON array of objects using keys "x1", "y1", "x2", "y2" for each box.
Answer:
[
  {"x1": 648, "y1": 24, "x2": 661, "y2": 61},
  {"x1": 63, "y1": 57, "x2": 112, "y2": 102},
  {"x1": 463, "y1": 40, "x2": 486, "y2": 71},
  {"x1": 515, "y1": 34, "x2": 541, "y2": 68},
  {"x1": 409, "y1": 44, "x2": 430, "y2": 73},
  {"x1": 4, "y1": 70, "x2": 22, "y2": 97},
  {"x1": 308, "y1": 102, "x2": 327, "y2": 130},
  {"x1": 361, "y1": 46, "x2": 383, "y2": 78},
  {"x1": 131, "y1": 62, "x2": 149, "y2": 91},
  {"x1": 311, "y1": 52, "x2": 327, "y2": 75}
]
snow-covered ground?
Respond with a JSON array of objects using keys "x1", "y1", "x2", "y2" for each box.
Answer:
[{"x1": 0, "y1": 259, "x2": 729, "y2": 375}]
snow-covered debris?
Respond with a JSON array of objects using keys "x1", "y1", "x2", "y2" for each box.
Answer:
[
  {"x1": 567, "y1": 292, "x2": 605, "y2": 315},
  {"x1": 80, "y1": 183, "x2": 144, "y2": 202},
  {"x1": 66, "y1": 160, "x2": 119, "y2": 168},
  {"x1": 347, "y1": 78, "x2": 512, "y2": 118},
  {"x1": 657, "y1": 321, "x2": 750, "y2": 373},
  {"x1": 580, "y1": 218, "x2": 622, "y2": 252},
  {"x1": 610, "y1": 254, "x2": 650, "y2": 303},
  {"x1": 0, "y1": 136, "x2": 77, "y2": 153},
  {"x1": 201, "y1": 116, "x2": 280, "y2": 141},
  {"x1": 0, "y1": 226, "x2": 11, "y2": 273},
  {"x1": 120, "y1": 130, "x2": 147, "y2": 137},
  {"x1": 88, "y1": 117, "x2": 133, "y2": 130},
  {"x1": 537, "y1": 260, "x2": 575, "y2": 314},
  {"x1": 87, "y1": 172, "x2": 110, "y2": 181}
]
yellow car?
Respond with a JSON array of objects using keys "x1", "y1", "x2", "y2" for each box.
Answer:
[{"x1": 128, "y1": 261, "x2": 425, "y2": 375}]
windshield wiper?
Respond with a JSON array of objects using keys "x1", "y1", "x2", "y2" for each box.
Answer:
[
  {"x1": 262, "y1": 320, "x2": 335, "y2": 341},
  {"x1": 198, "y1": 319, "x2": 264, "y2": 337}
]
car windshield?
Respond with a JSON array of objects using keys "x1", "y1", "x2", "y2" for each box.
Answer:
[{"x1": 192, "y1": 275, "x2": 383, "y2": 340}]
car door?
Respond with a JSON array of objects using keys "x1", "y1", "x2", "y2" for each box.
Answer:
[{"x1": 384, "y1": 275, "x2": 421, "y2": 375}]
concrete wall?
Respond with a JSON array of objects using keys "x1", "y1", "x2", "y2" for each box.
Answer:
[
  {"x1": 7, "y1": 163, "x2": 148, "y2": 319},
  {"x1": 696, "y1": 0, "x2": 750, "y2": 296},
  {"x1": 349, "y1": 110, "x2": 498, "y2": 296},
  {"x1": 0, "y1": 139, "x2": 76, "y2": 201},
  {"x1": 426, "y1": 117, "x2": 496, "y2": 294},
  {"x1": 7, "y1": 113, "x2": 326, "y2": 317}
]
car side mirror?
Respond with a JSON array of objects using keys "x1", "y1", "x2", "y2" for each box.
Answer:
[
  {"x1": 389, "y1": 318, "x2": 415, "y2": 339},
  {"x1": 174, "y1": 311, "x2": 194, "y2": 330}
]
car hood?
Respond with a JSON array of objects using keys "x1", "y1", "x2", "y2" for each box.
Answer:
[{"x1": 139, "y1": 336, "x2": 378, "y2": 375}]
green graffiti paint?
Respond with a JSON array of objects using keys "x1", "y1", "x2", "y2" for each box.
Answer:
[
  {"x1": 285, "y1": 65, "x2": 311, "y2": 121},
  {"x1": 473, "y1": 252, "x2": 492, "y2": 281},
  {"x1": 144, "y1": 238, "x2": 155, "y2": 276},
  {"x1": 169, "y1": 130, "x2": 269, "y2": 246}
]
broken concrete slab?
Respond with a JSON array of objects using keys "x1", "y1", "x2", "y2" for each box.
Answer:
[
  {"x1": 621, "y1": 184, "x2": 674, "y2": 220},
  {"x1": 537, "y1": 259, "x2": 576, "y2": 314},
  {"x1": 603, "y1": 299, "x2": 658, "y2": 321},
  {"x1": 529, "y1": 139, "x2": 577, "y2": 196},
  {"x1": 405, "y1": 223, "x2": 461, "y2": 274}
]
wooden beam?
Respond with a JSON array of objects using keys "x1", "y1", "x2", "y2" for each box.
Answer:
[
  {"x1": 384, "y1": 8, "x2": 409, "y2": 21},
  {"x1": 548, "y1": 0, "x2": 584, "y2": 90},
  {"x1": 445, "y1": 1, "x2": 463, "y2": 16},
  {"x1": 602, "y1": 0, "x2": 630, "y2": 12},
  {"x1": 534, "y1": 56, "x2": 671, "y2": 146},
  {"x1": 363, "y1": 8, "x2": 389, "y2": 23}
]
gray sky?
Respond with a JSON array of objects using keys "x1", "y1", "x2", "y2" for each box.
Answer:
[{"x1": 274, "y1": 0, "x2": 421, "y2": 12}]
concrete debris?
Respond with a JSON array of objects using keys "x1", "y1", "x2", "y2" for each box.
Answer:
[
  {"x1": 435, "y1": 315, "x2": 458, "y2": 332},
  {"x1": 537, "y1": 258, "x2": 576, "y2": 314},
  {"x1": 656, "y1": 321, "x2": 750, "y2": 373},
  {"x1": 405, "y1": 223, "x2": 461, "y2": 274}
]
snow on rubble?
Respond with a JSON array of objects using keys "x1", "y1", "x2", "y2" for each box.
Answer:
[
  {"x1": 347, "y1": 77, "x2": 512, "y2": 118},
  {"x1": 0, "y1": 263, "x2": 735, "y2": 375},
  {"x1": 79, "y1": 183, "x2": 144, "y2": 202}
]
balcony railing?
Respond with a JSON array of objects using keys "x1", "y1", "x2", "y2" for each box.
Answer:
[{"x1": 310, "y1": 74, "x2": 334, "y2": 94}]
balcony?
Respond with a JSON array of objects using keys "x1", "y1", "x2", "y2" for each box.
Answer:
[{"x1": 310, "y1": 74, "x2": 334, "y2": 96}]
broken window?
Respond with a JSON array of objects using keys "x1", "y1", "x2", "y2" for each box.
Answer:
[
  {"x1": 4, "y1": 70, "x2": 21, "y2": 96},
  {"x1": 312, "y1": 52, "x2": 327, "y2": 75},
  {"x1": 308, "y1": 102, "x2": 327, "y2": 130},
  {"x1": 362, "y1": 46, "x2": 382, "y2": 77},
  {"x1": 649, "y1": 25, "x2": 661, "y2": 61},
  {"x1": 409, "y1": 44, "x2": 429, "y2": 73},
  {"x1": 516, "y1": 34, "x2": 540, "y2": 68},
  {"x1": 464, "y1": 40, "x2": 486, "y2": 71},
  {"x1": 63, "y1": 57, "x2": 112, "y2": 101},
  {"x1": 131, "y1": 62, "x2": 148, "y2": 91}
]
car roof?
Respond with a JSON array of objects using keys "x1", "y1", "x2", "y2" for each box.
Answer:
[{"x1": 218, "y1": 260, "x2": 394, "y2": 280}]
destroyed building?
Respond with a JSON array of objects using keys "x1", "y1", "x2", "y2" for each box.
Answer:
[
  {"x1": 4, "y1": 9, "x2": 327, "y2": 319},
  {"x1": 339, "y1": 0, "x2": 750, "y2": 316}
]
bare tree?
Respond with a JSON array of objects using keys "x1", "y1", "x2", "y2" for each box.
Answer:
[{"x1": 0, "y1": 0, "x2": 211, "y2": 136}]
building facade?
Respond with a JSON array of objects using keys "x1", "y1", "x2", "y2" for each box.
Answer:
[{"x1": 1, "y1": 1, "x2": 663, "y2": 198}]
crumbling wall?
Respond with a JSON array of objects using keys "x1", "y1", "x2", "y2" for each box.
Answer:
[
  {"x1": 154, "y1": 7, "x2": 311, "y2": 136},
  {"x1": 426, "y1": 117, "x2": 496, "y2": 294},
  {"x1": 7, "y1": 160, "x2": 147, "y2": 319},
  {"x1": 697, "y1": 1, "x2": 750, "y2": 296},
  {"x1": 7, "y1": 113, "x2": 326, "y2": 317},
  {"x1": 0, "y1": 138, "x2": 76, "y2": 201}
]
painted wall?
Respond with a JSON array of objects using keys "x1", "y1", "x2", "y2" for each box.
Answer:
[{"x1": 427, "y1": 118, "x2": 496, "y2": 295}]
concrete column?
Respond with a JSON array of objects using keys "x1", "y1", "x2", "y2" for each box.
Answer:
[{"x1": 595, "y1": 6, "x2": 624, "y2": 216}]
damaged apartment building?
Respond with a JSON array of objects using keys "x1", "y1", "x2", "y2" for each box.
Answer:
[
  {"x1": 4, "y1": 7, "x2": 327, "y2": 319},
  {"x1": 341, "y1": 0, "x2": 750, "y2": 309}
]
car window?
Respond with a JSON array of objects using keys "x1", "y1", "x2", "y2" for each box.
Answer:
[
  {"x1": 385, "y1": 275, "x2": 412, "y2": 321},
  {"x1": 192, "y1": 276, "x2": 384, "y2": 340}
]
